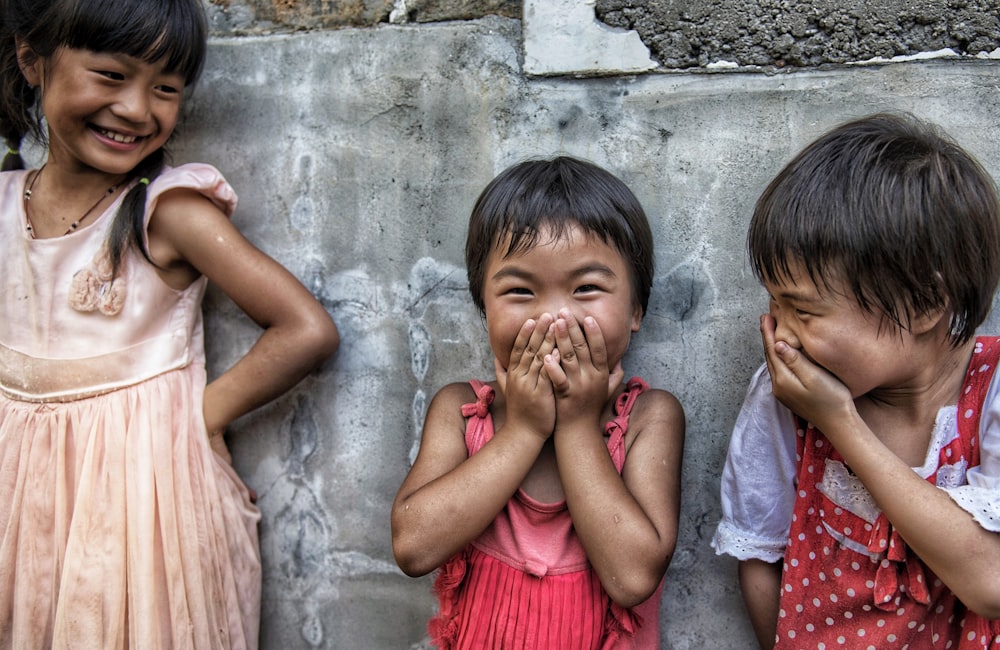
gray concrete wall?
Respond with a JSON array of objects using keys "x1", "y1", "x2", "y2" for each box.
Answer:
[{"x1": 181, "y1": 2, "x2": 1000, "y2": 648}]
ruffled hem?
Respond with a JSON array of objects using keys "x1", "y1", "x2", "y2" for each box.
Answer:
[{"x1": 428, "y1": 549, "x2": 469, "y2": 649}]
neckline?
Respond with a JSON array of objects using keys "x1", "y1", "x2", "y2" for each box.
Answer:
[{"x1": 20, "y1": 170, "x2": 132, "y2": 242}]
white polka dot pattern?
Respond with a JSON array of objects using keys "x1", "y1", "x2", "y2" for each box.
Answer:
[{"x1": 773, "y1": 338, "x2": 1000, "y2": 649}]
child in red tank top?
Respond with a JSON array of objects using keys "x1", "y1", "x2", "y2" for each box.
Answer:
[{"x1": 392, "y1": 156, "x2": 685, "y2": 648}]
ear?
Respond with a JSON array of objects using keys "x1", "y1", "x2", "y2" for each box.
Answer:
[
  {"x1": 909, "y1": 301, "x2": 950, "y2": 336},
  {"x1": 630, "y1": 302, "x2": 642, "y2": 333},
  {"x1": 910, "y1": 272, "x2": 953, "y2": 337},
  {"x1": 15, "y1": 38, "x2": 42, "y2": 88}
]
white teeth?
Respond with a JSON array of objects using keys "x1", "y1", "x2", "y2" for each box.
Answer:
[{"x1": 98, "y1": 128, "x2": 138, "y2": 144}]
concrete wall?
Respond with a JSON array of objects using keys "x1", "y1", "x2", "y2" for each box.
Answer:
[{"x1": 183, "y1": 1, "x2": 1000, "y2": 648}]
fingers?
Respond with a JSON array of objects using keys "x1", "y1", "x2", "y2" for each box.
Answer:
[
  {"x1": 543, "y1": 348, "x2": 567, "y2": 389},
  {"x1": 553, "y1": 308, "x2": 601, "y2": 370},
  {"x1": 506, "y1": 313, "x2": 555, "y2": 382},
  {"x1": 760, "y1": 314, "x2": 799, "y2": 376},
  {"x1": 582, "y1": 316, "x2": 608, "y2": 371}
]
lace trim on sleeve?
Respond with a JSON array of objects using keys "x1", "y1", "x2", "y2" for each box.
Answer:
[
  {"x1": 711, "y1": 520, "x2": 786, "y2": 563},
  {"x1": 943, "y1": 484, "x2": 1000, "y2": 533}
]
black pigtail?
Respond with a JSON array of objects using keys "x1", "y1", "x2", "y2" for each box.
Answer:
[
  {"x1": 2, "y1": 139, "x2": 25, "y2": 171},
  {"x1": 107, "y1": 149, "x2": 166, "y2": 279},
  {"x1": 0, "y1": 13, "x2": 39, "y2": 172}
]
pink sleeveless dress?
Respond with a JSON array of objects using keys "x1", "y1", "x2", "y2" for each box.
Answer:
[
  {"x1": 429, "y1": 377, "x2": 663, "y2": 649},
  {"x1": 776, "y1": 336, "x2": 1000, "y2": 649},
  {"x1": 0, "y1": 164, "x2": 261, "y2": 649}
]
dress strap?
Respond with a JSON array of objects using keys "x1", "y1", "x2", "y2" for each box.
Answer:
[
  {"x1": 951, "y1": 336, "x2": 1000, "y2": 469},
  {"x1": 460, "y1": 378, "x2": 650, "y2": 467},
  {"x1": 461, "y1": 380, "x2": 496, "y2": 455},
  {"x1": 604, "y1": 377, "x2": 649, "y2": 474}
]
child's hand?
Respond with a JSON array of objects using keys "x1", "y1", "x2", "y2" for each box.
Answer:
[
  {"x1": 495, "y1": 313, "x2": 557, "y2": 441},
  {"x1": 761, "y1": 314, "x2": 855, "y2": 431},
  {"x1": 544, "y1": 309, "x2": 616, "y2": 428}
]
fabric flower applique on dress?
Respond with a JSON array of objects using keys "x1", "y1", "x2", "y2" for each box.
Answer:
[{"x1": 68, "y1": 246, "x2": 126, "y2": 315}]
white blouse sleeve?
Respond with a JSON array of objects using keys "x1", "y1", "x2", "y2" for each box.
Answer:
[
  {"x1": 712, "y1": 364, "x2": 799, "y2": 562},
  {"x1": 943, "y1": 368, "x2": 1000, "y2": 533}
]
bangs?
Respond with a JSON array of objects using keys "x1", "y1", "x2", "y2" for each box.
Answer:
[{"x1": 56, "y1": 0, "x2": 206, "y2": 84}]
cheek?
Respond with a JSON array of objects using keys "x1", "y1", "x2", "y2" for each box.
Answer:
[{"x1": 485, "y1": 312, "x2": 525, "y2": 361}]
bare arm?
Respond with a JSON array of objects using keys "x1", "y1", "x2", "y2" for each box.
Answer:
[
  {"x1": 391, "y1": 316, "x2": 557, "y2": 577},
  {"x1": 147, "y1": 189, "x2": 339, "y2": 433},
  {"x1": 761, "y1": 314, "x2": 1000, "y2": 617},
  {"x1": 738, "y1": 559, "x2": 781, "y2": 649},
  {"x1": 546, "y1": 313, "x2": 684, "y2": 607}
]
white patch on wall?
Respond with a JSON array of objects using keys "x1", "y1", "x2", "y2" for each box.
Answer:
[{"x1": 523, "y1": 0, "x2": 657, "y2": 76}]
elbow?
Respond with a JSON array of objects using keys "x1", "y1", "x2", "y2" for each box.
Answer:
[
  {"x1": 391, "y1": 533, "x2": 435, "y2": 578},
  {"x1": 390, "y1": 512, "x2": 436, "y2": 578},
  {"x1": 605, "y1": 574, "x2": 662, "y2": 610},
  {"x1": 950, "y1": 560, "x2": 1000, "y2": 620},
  {"x1": 303, "y1": 310, "x2": 340, "y2": 365},
  {"x1": 963, "y1": 584, "x2": 1000, "y2": 621},
  {"x1": 604, "y1": 556, "x2": 672, "y2": 609},
  {"x1": 604, "y1": 536, "x2": 676, "y2": 608}
]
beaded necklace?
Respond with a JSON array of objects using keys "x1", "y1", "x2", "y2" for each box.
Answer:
[{"x1": 23, "y1": 164, "x2": 121, "y2": 238}]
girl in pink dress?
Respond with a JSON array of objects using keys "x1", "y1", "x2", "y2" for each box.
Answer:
[
  {"x1": 392, "y1": 156, "x2": 685, "y2": 648},
  {"x1": 0, "y1": 0, "x2": 339, "y2": 647},
  {"x1": 713, "y1": 113, "x2": 1000, "y2": 649}
]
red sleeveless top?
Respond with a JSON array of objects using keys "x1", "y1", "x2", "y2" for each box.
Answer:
[{"x1": 429, "y1": 377, "x2": 662, "y2": 649}]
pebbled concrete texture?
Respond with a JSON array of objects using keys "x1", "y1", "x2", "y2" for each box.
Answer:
[
  {"x1": 595, "y1": 0, "x2": 1000, "y2": 69},
  {"x1": 182, "y1": 2, "x2": 1000, "y2": 649}
]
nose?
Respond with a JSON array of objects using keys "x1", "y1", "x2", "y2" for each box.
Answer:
[
  {"x1": 770, "y1": 302, "x2": 800, "y2": 348},
  {"x1": 112, "y1": 85, "x2": 151, "y2": 124}
]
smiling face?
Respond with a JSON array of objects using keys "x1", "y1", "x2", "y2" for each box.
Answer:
[
  {"x1": 483, "y1": 224, "x2": 642, "y2": 371},
  {"x1": 20, "y1": 46, "x2": 184, "y2": 177},
  {"x1": 765, "y1": 259, "x2": 925, "y2": 399}
]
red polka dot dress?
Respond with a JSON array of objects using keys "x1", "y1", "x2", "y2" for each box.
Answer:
[{"x1": 775, "y1": 337, "x2": 1000, "y2": 649}]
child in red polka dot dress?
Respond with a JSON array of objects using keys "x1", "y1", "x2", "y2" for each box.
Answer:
[{"x1": 713, "y1": 113, "x2": 1000, "y2": 649}]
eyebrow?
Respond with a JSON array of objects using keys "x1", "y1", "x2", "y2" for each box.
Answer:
[
  {"x1": 774, "y1": 288, "x2": 823, "y2": 304},
  {"x1": 490, "y1": 262, "x2": 617, "y2": 282}
]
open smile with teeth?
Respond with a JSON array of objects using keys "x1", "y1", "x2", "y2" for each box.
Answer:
[{"x1": 95, "y1": 127, "x2": 142, "y2": 144}]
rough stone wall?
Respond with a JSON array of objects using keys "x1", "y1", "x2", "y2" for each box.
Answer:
[
  {"x1": 206, "y1": 0, "x2": 519, "y2": 32},
  {"x1": 596, "y1": 0, "x2": 1000, "y2": 69},
  {"x1": 208, "y1": 0, "x2": 1000, "y2": 69}
]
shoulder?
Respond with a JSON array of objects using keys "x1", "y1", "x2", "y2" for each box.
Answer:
[
  {"x1": 633, "y1": 386, "x2": 684, "y2": 424},
  {"x1": 427, "y1": 381, "x2": 489, "y2": 417},
  {"x1": 147, "y1": 163, "x2": 237, "y2": 221},
  {"x1": 624, "y1": 383, "x2": 685, "y2": 448}
]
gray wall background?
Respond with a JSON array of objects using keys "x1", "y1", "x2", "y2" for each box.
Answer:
[{"x1": 177, "y1": 1, "x2": 1000, "y2": 648}]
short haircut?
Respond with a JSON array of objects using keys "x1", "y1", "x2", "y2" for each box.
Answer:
[
  {"x1": 465, "y1": 156, "x2": 654, "y2": 317},
  {"x1": 748, "y1": 112, "x2": 1000, "y2": 344}
]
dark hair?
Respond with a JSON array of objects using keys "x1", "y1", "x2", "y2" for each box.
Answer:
[
  {"x1": 0, "y1": 0, "x2": 208, "y2": 274},
  {"x1": 466, "y1": 155, "x2": 654, "y2": 317},
  {"x1": 748, "y1": 112, "x2": 1000, "y2": 345}
]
